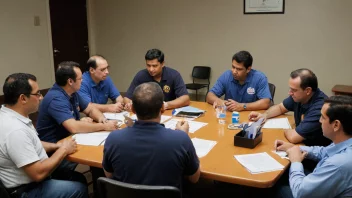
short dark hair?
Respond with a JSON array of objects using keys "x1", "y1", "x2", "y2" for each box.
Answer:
[
  {"x1": 145, "y1": 49, "x2": 164, "y2": 63},
  {"x1": 325, "y1": 95, "x2": 352, "y2": 135},
  {"x1": 3, "y1": 73, "x2": 37, "y2": 105},
  {"x1": 232, "y1": 51, "x2": 253, "y2": 69},
  {"x1": 290, "y1": 68, "x2": 318, "y2": 92},
  {"x1": 132, "y1": 82, "x2": 164, "y2": 120},
  {"x1": 86, "y1": 55, "x2": 106, "y2": 71},
  {"x1": 55, "y1": 61, "x2": 80, "y2": 86}
]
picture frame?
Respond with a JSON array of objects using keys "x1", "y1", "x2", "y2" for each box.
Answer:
[{"x1": 244, "y1": 0, "x2": 285, "y2": 14}]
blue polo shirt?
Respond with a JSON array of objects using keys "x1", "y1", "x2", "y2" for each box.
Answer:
[
  {"x1": 209, "y1": 69, "x2": 271, "y2": 103},
  {"x1": 78, "y1": 71, "x2": 120, "y2": 104},
  {"x1": 103, "y1": 121, "x2": 199, "y2": 189},
  {"x1": 283, "y1": 88, "x2": 331, "y2": 146},
  {"x1": 36, "y1": 83, "x2": 89, "y2": 143},
  {"x1": 126, "y1": 67, "x2": 188, "y2": 102}
]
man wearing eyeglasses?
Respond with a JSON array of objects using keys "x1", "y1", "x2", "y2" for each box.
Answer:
[
  {"x1": 0, "y1": 73, "x2": 88, "y2": 198},
  {"x1": 78, "y1": 55, "x2": 124, "y2": 113},
  {"x1": 249, "y1": 68, "x2": 331, "y2": 147}
]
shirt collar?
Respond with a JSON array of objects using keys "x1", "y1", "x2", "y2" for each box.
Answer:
[
  {"x1": 1, "y1": 105, "x2": 32, "y2": 125},
  {"x1": 134, "y1": 120, "x2": 165, "y2": 128},
  {"x1": 83, "y1": 71, "x2": 104, "y2": 88},
  {"x1": 326, "y1": 138, "x2": 352, "y2": 157},
  {"x1": 301, "y1": 88, "x2": 321, "y2": 108},
  {"x1": 53, "y1": 83, "x2": 72, "y2": 100},
  {"x1": 231, "y1": 69, "x2": 253, "y2": 84}
]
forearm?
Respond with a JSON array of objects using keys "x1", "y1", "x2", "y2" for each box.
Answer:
[
  {"x1": 124, "y1": 97, "x2": 132, "y2": 104},
  {"x1": 166, "y1": 95, "x2": 190, "y2": 109},
  {"x1": 284, "y1": 129, "x2": 304, "y2": 144},
  {"x1": 264, "y1": 103, "x2": 288, "y2": 118},
  {"x1": 206, "y1": 92, "x2": 221, "y2": 105},
  {"x1": 87, "y1": 107, "x2": 105, "y2": 122},
  {"x1": 300, "y1": 145, "x2": 325, "y2": 161},
  {"x1": 115, "y1": 95, "x2": 124, "y2": 103},
  {"x1": 41, "y1": 141, "x2": 60, "y2": 153},
  {"x1": 91, "y1": 103, "x2": 115, "y2": 113},
  {"x1": 68, "y1": 121, "x2": 106, "y2": 133},
  {"x1": 243, "y1": 98, "x2": 270, "y2": 111}
]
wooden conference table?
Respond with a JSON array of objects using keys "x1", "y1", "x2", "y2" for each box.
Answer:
[{"x1": 66, "y1": 101, "x2": 294, "y2": 188}]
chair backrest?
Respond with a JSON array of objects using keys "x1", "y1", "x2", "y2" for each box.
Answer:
[
  {"x1": 97, "y1": 177, "x2": 181, "y2": 198},
  {"x1": 192, "y1": 66, "x2": 211, "y2": 80},
  {"x1": 268, "y1": 83, "x2": 276, "y2": 100}
]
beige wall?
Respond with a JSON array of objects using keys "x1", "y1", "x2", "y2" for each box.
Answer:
[
  {"x1": 90, "y1": 0, "x2": 352, "y2": 103},
  {"x1": 0, "y1": 0, "x2": 54, "y2": 94}
]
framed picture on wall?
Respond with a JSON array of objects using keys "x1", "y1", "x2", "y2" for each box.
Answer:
[{"x1": 244, "y1": 0, "x2": 285, "y2": 14}]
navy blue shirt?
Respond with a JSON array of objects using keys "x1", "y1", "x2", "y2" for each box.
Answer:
[
  {"x1": 209, "y1": 70, "x2": 272, "y2": 103},
  {"x1": 78, "y1": 71, "x2": 121, "y2": 104},
  {"x1": 283, "y1": 88, "x2": 331, "y2": 146},
  {"x1": 126, "y1": 67, "x2": 188, "y2": 102},
  {"x1": 36, "y1": 83, "x2": 89, "y2": 143},
  {"x1": 102, "y1": 121, "x2": 199, "y2": 189}
]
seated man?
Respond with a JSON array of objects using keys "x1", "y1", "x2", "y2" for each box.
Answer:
[
  {"x1": 124, "y1": 49, "x2": 190, "y2": 110},
  {"x1": 78, "y1": 55, "x2": 124, "y2": 113},
  {"x1": 206, "y1": 50, "x2": 271, "y2": 111},
  {"x1": 274, "y1": 95, "x2": 352, "y2": 198},
  {"x1": 36, "y1": 61, "x2": 118, "y2": 174},
  {"x1": 103, "y1": 82, "x2": 200, "y2": 191},
  {"x1": 249, "y1": 68, "x2": 331, "y2": 146},
  {"x1": 0, "y1": 73, "x2": 87, "y2": 198}
]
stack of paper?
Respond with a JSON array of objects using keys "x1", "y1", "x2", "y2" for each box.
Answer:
[
  {"x1": 103, "y1": 112, "x2": 129, "y2": 121},
  {"x1": 173, "y1": 106, "x2": 205, "y2": 118},
  {"x1": 164, "y1": 119, "x2": 208, "y2": 133},
  {"x1": 272, "y1": 150, "x2": 289, "y2": 160},
  {"x1": 72, "y1": 132, "x2": 110, "y2": 146},
  {"x1": 234, "y1": 152, "x2": 284, "y2": 174},
  {"x1": 130, "y1": 114, "x2": 172, "y2": 123},
  {"x1": 191, "y1": 138, "x2": 217, "y2": 158},
  {"x1": 262, "y1": 118, "x2": 291, "y2": 129}
]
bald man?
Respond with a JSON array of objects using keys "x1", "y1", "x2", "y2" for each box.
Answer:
[{"x1": 78, "y1": 55, "x2": 124, "y2": 113}]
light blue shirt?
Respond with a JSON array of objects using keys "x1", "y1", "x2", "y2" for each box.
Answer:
[
  {"x1": 209, "y1": 69, "x2": 271, "y2": 103},
  {"x1": 290, "y1": 138, "x2": 352, "y2": 198}
]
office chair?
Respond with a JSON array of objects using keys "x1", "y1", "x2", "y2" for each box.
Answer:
[
  {"x1": 185, "y1": 66, "x2": 211, "y2": 101},
  {"x1": 268, "y1": 83, "x2": 276, "y2": 105},
  {"x1": 97, "y1": 177, "x2": 181, "y2": 198}
]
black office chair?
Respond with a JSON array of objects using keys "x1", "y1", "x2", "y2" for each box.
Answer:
[
  {"x1": 268, "y1": 83, "x2": 276, "y2": 105},
  {"x1": 97, "y1": 177, "x2": 181, "y2": 198},
  {"x1": 185, "y1": 66, "x2": 211, "y2": 101}
]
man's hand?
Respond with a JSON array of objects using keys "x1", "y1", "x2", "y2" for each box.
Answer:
[
  {"x1": 61, "y1": 138, "x2": 77, "y2": 155},
  {"x1": 124, "y1": 102, "x2": 132, "y2": 112},
  {"x1": 274, "y1": 139, "x2": 295, "y2": 152},
  {"x1": 176, "y1": 121, "x2": 189, "y2": 133},
  {"x1": 248, "y1": 111, "x2": 267, "y2": 122},
  {"x1": 108, "y1": 102, "x2": 124, "y2": 113},
  {"x1": 163, "y1": 102, "x2": 169, "y2": 110},
  {"x1": 80, "y1": 117, "x2": 93, "y2": 123},
  {"x1": 287, "y1": 146, "x2": 307, "y2": 163},
  {"x1": 103, "y1": 120, "x2": 119, "y2": 131},
  {"x1": 213, "y1": 99, "x2": 227, "y2": 109},
  {"x1": 225, "y1": 99, "x2": 243, "y2": 112}
]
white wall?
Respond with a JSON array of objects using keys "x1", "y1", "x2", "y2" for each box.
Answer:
[
  {"x1": 90, "y1": 0, "x2": 352, "y2": 103},
  {"x1": 0, "y1": 0, "x2": 54, "y2": 94}
]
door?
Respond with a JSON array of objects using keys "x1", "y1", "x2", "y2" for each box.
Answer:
[{"x1": 50, "y1": 0, "x2": 89, "y2": 72}]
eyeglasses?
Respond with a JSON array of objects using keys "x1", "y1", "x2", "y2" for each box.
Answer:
[{"x1": 30, "y1": 91, "x2": 42, "y2": 97}]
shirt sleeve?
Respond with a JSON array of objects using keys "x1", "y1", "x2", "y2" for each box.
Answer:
[
  {"x1": 289, "y1": 161, "x2": 344, "y2": 198},
  {"x1": 300, "y1": 145, "x2": 326, "y2": 162},
  {"x1": 126, "y1": 73, "x2": 141, "y2": 99},
  {"x1": 106, "y1": 77, "x2": 120, "y2": 101},
  {"x1": 6, "y1": 129, "x2": 40, "y2": 168},
  {"x1": 78, "y1": 93, "x2": 89, "y2": 112},
  {"x1": 295, "y1": 104, "x2": 323, "y2": 139},
  {"x1": 283, "y1": 96, "x2": 295, "y2": 111},
  {"x1": 209, "y1": 71, "x2": 227, "y2": 97},
  {"x1": 48, "y1": 97, "x2": 75, "y2": 124},
  {"x1": 183, "y1": 135, "x2": 200, "y2": 176},
  {"x1": 255, "y1": 74, "x2": 272, "y2": 100},
  {"x1": 77, "y1": 80, "x2": 92, "y2": 103},
  {"x1": 173, "y1": 72, "x2": 188, "y2": 98}
]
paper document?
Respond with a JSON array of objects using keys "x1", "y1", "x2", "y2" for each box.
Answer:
[
  {"x1": 272, "y1": 150, "x2": 289, "y2": 160},
  {"x1": 262, "y1": 118, "x2": 291, "y2": 129},
  {"x1": 104, "y1": 112, "x2": 129, "y2": 121},
  {"x1": 191, "y1": 138, "x2": 217, "y2": 158},
  {"x1": 234, "y1": 152, "x2": 284, "y2": 174},
  {"x1": 72, "y1": 132, "x2": 110, "y2": 146},
  {"x1": 175, "y1": 106, "x2": 205, "y2": 113},
  {"x1": 164, "y1": 119, "x2": 208, "y2": 133},
  {"x1": 130, "y1": 114, "x2": 172, "y2": 123}
]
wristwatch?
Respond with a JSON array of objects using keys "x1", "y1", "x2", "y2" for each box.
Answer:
[{"x1": 243, "y1": 103, "x2": 247, "y2": 110}]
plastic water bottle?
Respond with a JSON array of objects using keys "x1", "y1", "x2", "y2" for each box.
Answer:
[
  {"x1": 232, "y1": 111, "x2": 240, "y2": 124},
  {"x1": 216, "y1": 105, "x2": 226, "y2": 124}
]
